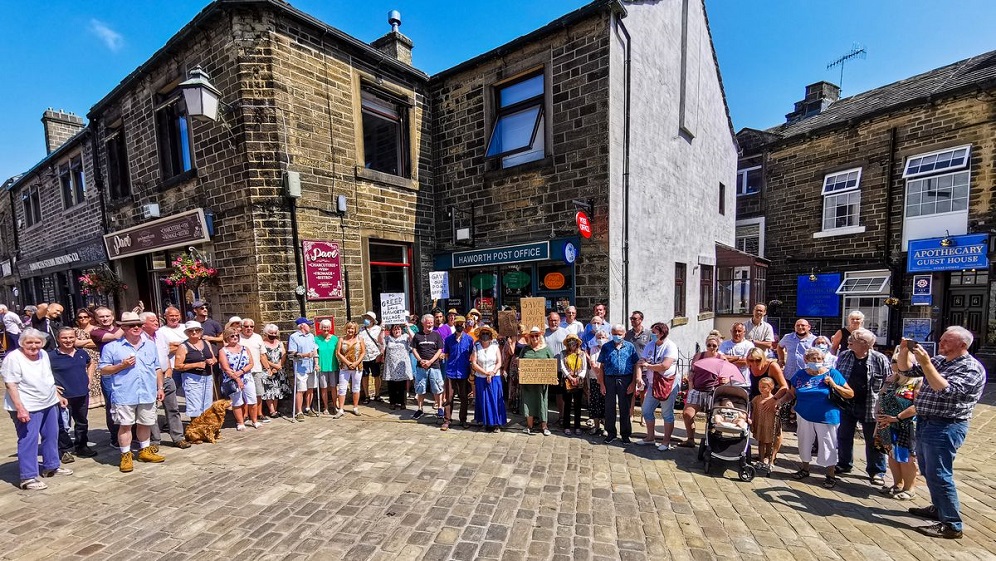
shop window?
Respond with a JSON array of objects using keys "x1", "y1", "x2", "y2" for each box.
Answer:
[
  {"x1": 21, "y1": 185, "x2": 41, "y2": 227},
  {"x1": 699, "y1": 264, "x2": 713, "y2": 313},
  {"x1": 60, "y1": 156, "x2": 86, "y2": 209},
  {"x1": 106, "y1": 128, "x2": 130, "y2": 200},
  {"x1": 736, "y1": 166, "x2": 761, "y2": 196},
  {"x1": 674, "y1": 263, "x2": 686, "y2": 318},
  {"x1": 486, "y1": 71, "x2": 545, "y2": 168},
  {"x1": 361, "y1": 89, "x2": 410, "y2": 177},
  {"x1": 155, "y1": 95, "x2": 194, "y2": 181},
  {"x1": 368, "y1": 241, "x2": 413, "y2": 323}
]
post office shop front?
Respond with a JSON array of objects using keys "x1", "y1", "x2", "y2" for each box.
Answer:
[{"x1": 433, "y1": 238, "x2": 582, "y2": 323}]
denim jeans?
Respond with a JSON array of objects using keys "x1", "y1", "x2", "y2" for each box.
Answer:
[
  {"x1": 603, "y1": 374, "x2": 634, "y2": 439},
  {"x1": 916, "y1": 418, "x2": 969, "y2": 531},
  {"x1": 837, "y1": 408, "x2": 887, "y2": 477}
]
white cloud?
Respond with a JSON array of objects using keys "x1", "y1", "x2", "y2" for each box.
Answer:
[{"x1": 89, "y1": 19, "x2": 123, "y2": 52}]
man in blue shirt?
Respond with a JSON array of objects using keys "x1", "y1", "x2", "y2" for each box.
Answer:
[
  {"x1": 99, "y1": 312, "x2": 166, "y2": 473},
  {"x1": 778, "y1": 319, "x2": 816, "y2": 376},
  {"x1": 442, "y1": 316, "x2": 475, "y2": 430},
  {"x1": 596, "y1": 324, "x2": 642, "y2": 444},
  {"x1": 50, "y1": 327, "x2": 97, "y2": 461},
  {"x1": 288, "y1": 317, "x2": 319, "y2": 421}
]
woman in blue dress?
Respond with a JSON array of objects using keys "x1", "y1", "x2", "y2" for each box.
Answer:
[{"x1": 471, "y1": 326, "x2": 505, "y2": 432}]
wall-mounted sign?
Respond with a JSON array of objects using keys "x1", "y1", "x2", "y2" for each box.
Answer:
[
  {"x1": 543, "y1": 272, "x2": 566, "y2": 290},
  {"x1": 28, "y1": 253, "x2": 80, "y2": 271},
  {"x1": 796, "y1": 273, "x2": 841, "y2": 317},
  {"x1": 575, "y1": 211, "x2": 592, "y2": 239},
  {"x1": 452, "y1": 241, "x2": 549, "y2": 269},
  {"x1": 302, "y1": 240, "x2": 343, "y2": 300},
  {"x1": 104, "y1": 209, "x2": 210, "y2": 260},
  {"x1": 907, "y1": 234, "x2": 989, "y2": 273},
  {"x1": 912, "y1": 274, "x2": 932, "y2": 306}
]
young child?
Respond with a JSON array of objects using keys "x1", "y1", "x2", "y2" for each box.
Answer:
[
  {"x1": 750, "y1": 377, "x2": 778, "y2": 472},
  {"x1": 712, "y1": 398, "x2": 748, "y2": 431}
]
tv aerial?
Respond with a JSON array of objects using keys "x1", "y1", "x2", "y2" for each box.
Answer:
[{"x1": 827, "y1": 43, "x2": 867, "y2": 94}]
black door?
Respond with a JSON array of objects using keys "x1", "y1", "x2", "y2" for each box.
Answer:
[{"x1": 946, "y1": 288, "x2": 985, "y2": 354}]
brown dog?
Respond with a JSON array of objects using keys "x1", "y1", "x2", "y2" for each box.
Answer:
[{"x1": 184, "y1": 399, "x2": 231, "y2": 444}]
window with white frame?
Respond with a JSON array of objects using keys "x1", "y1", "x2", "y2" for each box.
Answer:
[
  {"x1": 736, "y1": 166, "x2": 761, "y2": 195},
  {"x1": 835, "y1": 270, "x2": 890, "y2": 345},
  {"x1": 901, "y1": 145, "x2": 972, "y2": 248},
  {"x1": 821, "y1": 168, "x2": 862, "y2": 232},
  {"x1": 486, "y1": 72, "x2": 545, "y2": 168},
  {"x1": 903, "y1": 145, "x2": 970, "y2": 178}
]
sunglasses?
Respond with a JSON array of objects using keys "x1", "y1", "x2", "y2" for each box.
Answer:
[
  {"x1": 188, "y1": 328, "x2": 203, "y2": 333},
  {"x1": 228, "y1": 335, "x2": 240, "y2": 340},
  {"x1": 706, "y1": 344, "x2": 718, "y2": 349},
  {"x1": 77, "y1": 315, "x2": 90, "y2": 320}
]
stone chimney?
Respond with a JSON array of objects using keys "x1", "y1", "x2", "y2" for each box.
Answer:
[
  {"x1": 371, "y1": 10, "x2": 413, "y2": 66},
  {"x1": 41, "y1": 108, "x2": 85, "y2": 154},
  {"x1": 785, "y1": 81, "x2": 841, "y2": 123}
]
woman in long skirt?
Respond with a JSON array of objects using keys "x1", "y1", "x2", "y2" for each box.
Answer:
[{"x1": 471, "y1": 326, "x2": 506, "y2": 432}]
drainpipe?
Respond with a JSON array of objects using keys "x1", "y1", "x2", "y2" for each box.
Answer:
[
  {"x1": 884, "y1": 127, "x2": 898, "y2": 345},
  {"x1": 616, "y1": 11, "x2": 632, "y2": 323}
]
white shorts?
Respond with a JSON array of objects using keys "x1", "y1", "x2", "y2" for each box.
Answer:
[
  {"x1": 685, "y1": 389, "x2": 713, "y2": 409},
  {"x1": 231, "y1": 374, "x2": 258, "y2": 407},
  {"x1": 338, "y1": 369, "x2": 362, "y2": 396},
  {"x1": 111, "y1": 403, "x2": 157, "y2": 426},
  {"x1": 295, "y1": 371, "x2": 318, "y2": 390}
]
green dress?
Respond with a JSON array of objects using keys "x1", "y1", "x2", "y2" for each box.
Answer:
[{"x1": 520, "y1": 346, "x2": 554, "y2": 420}]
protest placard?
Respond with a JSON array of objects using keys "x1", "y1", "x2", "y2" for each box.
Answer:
[
  {"x1": 429, "y1": 271, "x2": 449, "y2": 300},
  {"x1": 520, "y1": 297, "x2": 547, "y2": 332},
  {"x1": 498, "y1": 310, "x2": 519, "y2": 337},
  {"x1": 517, "y1": 358, "x2": 558, "y2": 385},
  {"x1": 380, "y1": 293, "x2": 407, "y2": 324}
]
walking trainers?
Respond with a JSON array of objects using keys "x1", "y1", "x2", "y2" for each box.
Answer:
[
  {"x1": 334, "y1": 409, "x2": 345, "y2": 419},
  {"x1": 120, "y1": 452, "x2": 134, "y2": 473},
  {"x1": 137, "y1": 446, "x2": 165, "y2": 463},
  {"x1": 41, "y1": 467, "x2": 74, "y2": 477},
  {"x1": 917, "y1": 522, "x2": 962, "y2": 539},
  {"x1": 411, "y1": 410, "x2": 424, "y2": 420},
  {"x1": 20, "y1": 478, "x2": 47, "y2": 490},
  {"x1": 908, "y1": 505, "x2": 939, "y2": 520},
  {"x1": 60, "y1": 451, "x2": 75, "y2": 464},
  {"x1": 307, "y1": 409, "x2": 320, "y2": 418}
]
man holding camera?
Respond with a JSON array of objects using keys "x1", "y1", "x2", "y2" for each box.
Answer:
[{"x1": 902, "y1": 326, "x2": 985, "y2": 539}]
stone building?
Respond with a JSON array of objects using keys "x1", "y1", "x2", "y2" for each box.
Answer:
[
  {"x1": 5, "y1": 110, "x2": 110, "y2": 315},
  {"x1": 86, "y1": 0, "x2": 433, "y2": 326},
  {"x1": 430, "y1": 0, "x2": 738, "y2": 351},
  {"x1": 735, "y1": 50, "x2": 996, "y2": 370}
]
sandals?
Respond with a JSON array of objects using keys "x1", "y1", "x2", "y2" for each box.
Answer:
[
  {"x1": 879, "y1": 485, "x2": 900, "y2": 496},
  {"x1": 894, "y1": 490, "x2": 916, "y2": 501},
  {"x1": 823, "y1": 476, "x2": 837, "y2": 489},
  {"x1": 791, "y1": 469, "x2": 810, "y2": 480},
  {"x1": 677, "y1": 440, "x2": 695, "y2": 448},
  {"x1": 20, "y1": 478, "x2": 47, "y2": 490}
]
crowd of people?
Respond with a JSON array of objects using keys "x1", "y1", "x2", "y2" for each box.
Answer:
[{"x1": 0, "y1": 300, "x2": 986, "y2": 539}]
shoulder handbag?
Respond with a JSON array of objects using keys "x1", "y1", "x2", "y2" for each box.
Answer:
[
  {"x1": 220, "y1": 348, "x2": 245, "y2": 397},
  {"x1": 827, "y1": 384, "x2": 852, "y2": 411}
]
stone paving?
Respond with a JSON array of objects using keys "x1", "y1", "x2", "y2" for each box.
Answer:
[{"x1": 1, "y1": 388, "x2": 995, "y2": 561}]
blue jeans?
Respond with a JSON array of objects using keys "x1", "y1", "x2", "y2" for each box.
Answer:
[
  {"x1": 10, "y1": 405, "x2": 60, "y2": 481},
  {"x1": 837, "y1": 408, "x2": 887, "y2": 477},
  {"x1": 917, "y1": 418, "x2": 969, "y2": 531}
]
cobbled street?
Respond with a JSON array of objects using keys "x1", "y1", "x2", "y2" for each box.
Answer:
[{"x1": 1, "y1": 389, "x2": 994, "y2": 561}]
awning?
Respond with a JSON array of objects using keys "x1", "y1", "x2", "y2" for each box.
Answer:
[{"x1": 835, "y1": 274, "x2": 891, "y2": 295}]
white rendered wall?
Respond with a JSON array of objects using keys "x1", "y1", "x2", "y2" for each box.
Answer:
[{"x1": 608, "y1": 0, "x2": 738, "y2": 360}]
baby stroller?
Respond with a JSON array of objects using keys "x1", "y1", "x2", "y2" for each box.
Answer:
[{"x1": 697, "y1": 385, "x2": 756, "y2": 482}]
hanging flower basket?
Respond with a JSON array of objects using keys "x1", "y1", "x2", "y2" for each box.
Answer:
[
  {"x1": 164, "y1": 253, "x2": 218, "y2": 290},
  {"x1": 79, "y1": 268, "x2": 128, "y2": 296},
  {"x1": 884, "y1": 297, "x2": 900, "y2": 307}
]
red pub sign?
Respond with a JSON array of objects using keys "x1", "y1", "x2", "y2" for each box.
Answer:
[{"x1": 302, "y1": 240, "x2": 344, "y2": 300}]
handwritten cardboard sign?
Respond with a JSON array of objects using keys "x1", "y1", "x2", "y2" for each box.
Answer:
[
  {"x1": 517, "y1": 358, "x2": 558, "y2": 385},
  {"x1": 520, "y1": 297, "x2": 546, "y2": 332},
  {"x1": 380, "y1": 292, "x2": 407, "y2": 325},
  {"x1": 498, "y1": 310, "x2": 519, "y2": 338},
  {"x1": 429, "y1": 271, "x2": 449, "y2": 300}
]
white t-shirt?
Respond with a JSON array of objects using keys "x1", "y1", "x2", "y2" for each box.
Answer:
[
  {"x1": 360, "y1": 325, "x2": 383, "y2": 361},
  {"x1": 641, "y1": 338, "x2": 679, "y2": 385},
  {"x1": 561, "y1": 320, "x2": 584, "y2": 336},
  {"x1": 719, "y1": 339, "x2": 755, "y2": 377},
  {"x1": 157, "y1": 324, "x2": 188, "y2": 368},
  {"x1": 2, "y1": 350, "x2": 59, "y2": 412},
  {"x1": 240, "y1": 333, "x2": 265, "y2": 373}
]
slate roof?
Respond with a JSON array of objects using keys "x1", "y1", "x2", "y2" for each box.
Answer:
[{"x1": 766, "y1": 49, "x2": 996, "y2": 141}]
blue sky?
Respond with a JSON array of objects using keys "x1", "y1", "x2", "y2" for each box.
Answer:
[{"x1": 1, "y1": 0, "x2": 993, "y2": 182}]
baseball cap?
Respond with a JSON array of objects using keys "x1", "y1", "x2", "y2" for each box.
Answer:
[{"x1": 295, "y1": 317, "x2": 313, "y2": 326}]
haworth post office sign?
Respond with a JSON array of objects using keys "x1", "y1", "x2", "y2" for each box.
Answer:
[
  {"x1": 907, "y1": 234, "x2": 989, "y2": 273},
  {"x1": 104, "y1": 209, "x2": 210, "y2": 260}
]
